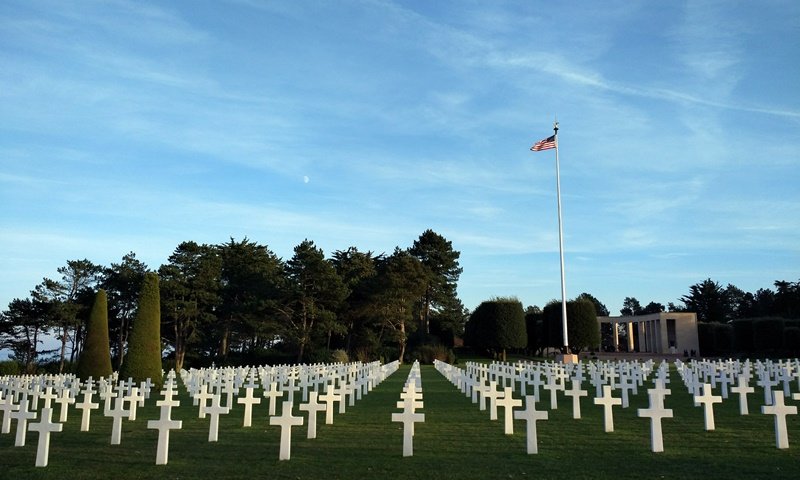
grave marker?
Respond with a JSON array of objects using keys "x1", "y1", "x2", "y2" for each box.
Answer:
[
  {"x1": 513, "y1": 395, "x2": 548, "y2": 454},
  {"x1": 147, "y1": 405, "x2": 183, "y2": 464},
  {"x1": 594, "y1": 385, "x2": 622, "y2": 433},
  {"x1": 761, "y1": 390, "x2": 797, "y2": 449},
  {"x1": 105, "y1": 390, "x2": 131, "y2": 445},
  {"x1": 496, "y1": 386, "x2": 522, "y2": 434},
  {"x1": 730, "y1": 375, "x2": 755, "y2": 415},
  {"x1": 693, "y1": 383, "x2": 723, "y2": 431},
  {"x1": 564, "y1": 379, "x2": 588, "y2": 420},
  {"x1": 28, "y1": 407, "x2": 62, "y2": 467},
  {"x1": 299, "y1": 391, "x2": 326, "y2": 439},
  {"x1": 204, "y1": 394, "x2": 230, "y2": 442},
  {"x1": 1, "y1": 392, "x2": 20, "y2": 434},
  {"x1": 637, "y1": 386, "x2": 673, "y2": 452},
  {"x1": 237, "y1": 385, "x2": 262, "y2": 428},
  {"x1": 391, "y1": 396, "x2": 425, "y2": 457},
  {"x1": 11, "y1": 394, "x2": 37, "y2": 447},
  {"x1": 270, "y1": 401, "x2": 304, "y2": 460},
  {"x1": 75, "y1": 384, "x2": 100, "y2": 432}
]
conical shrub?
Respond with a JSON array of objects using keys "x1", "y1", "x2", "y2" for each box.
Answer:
[
  {"x1": 119, "y1": 272, "x2": 163, "y2": 388},
  {"x1": 76, "y1": 289, "x2": 113, "y2": 380}
]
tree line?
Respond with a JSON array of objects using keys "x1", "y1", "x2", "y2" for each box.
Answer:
[{"x1": 0, "y1": 230, "x2": 465, "y2": 373}]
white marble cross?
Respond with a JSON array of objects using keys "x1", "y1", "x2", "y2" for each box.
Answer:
[
  {"x1": 0, "y1": 391, "x2": 20, "y2": 433},
  {"x1": 75, "y1": 384, "x2": 100, "y2": 432},
  {"x1": 757, "y1": 374, "x2": 778, "y2": 406},
  {"x1": 474, "y1": 381, "x2": 489, "y2": 410},
  {"x1": 28, "y1": 407, "x2": 62, "y2": 467},
  {"x1": 543, "y1": 374, "x2": 561, "y2": 410},
  {"x1": 11, "y1": 394, "x2": 37, "y2": 447},
  {"x1": 563, "y1": 379, "x2": 588, "y2": 420},
  {"x1": 39, "y1": 387, "x2": 57, "y2": 409},
  {"x1": 594, "y1": 385, "x2": 622, "y2": 433},
  {"x1": 204, "y1": 394, "x2": 230, "y2": 442},
  {"x1": 319, "y1": 384, "x2": 341, "y2": 425},
  {"x1": 637, "y1": 386, "x2": 673, "y2": 452},
  {"x1": 55, "y1": 387, "x2": 75, "y2": 423},
  {"x1": 193, "y1": 383, "x2": 213, "y2": 419},
  {"x1": 513, "y1": 395, "x2": 548, "y2": 454},
  {"x1": 147, "y1": 403, "x2": 183, "y2": 464},
  {"x1": 105, "y1": 390, "x2": 131, "y2": 445},
  {"x1": 730, "y1": 375, "x2": 755, "y2": 415},
  {"x1": 299, "y1": 391, "x2": 326, "y2": 439},
  {"x1": 263, "y1": 381, "x2": 284, "y2": 417},
  {"x1": 237, "y1": 385, "x2": 262, "y2": 428},
  {"x1": 484, "y1": 381, "x2": 503, "y2": 421},
  {"x1": 126, "y1": 386, "x2": 145, "y2": 421},
  {"x1": 497, "y1": 386, "x2": 522, "y2": 434},
  {"x1": 761, "y1": 390, "x2": 797, "y2": 449},
  {"x1": 335, "y1": 383, "x2": 349, "y2": 414},
  {"x1": 391, "y1": 396, "x2": 425, "y2": 457},
  {"x1": 693, "y1": 383, "x2": 723, "y2": 431},
  {"x1": 270, "y1": 401, "x2": 304, "y2": 460}
]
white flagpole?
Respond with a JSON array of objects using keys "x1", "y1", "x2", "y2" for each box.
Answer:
[{"x1": 553, "y1": 119, "x2": 569, "y2": 352}]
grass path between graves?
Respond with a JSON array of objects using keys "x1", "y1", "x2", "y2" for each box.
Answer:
[{"x1": 1, "y1": 364, "x2": 799, "y2": 479}]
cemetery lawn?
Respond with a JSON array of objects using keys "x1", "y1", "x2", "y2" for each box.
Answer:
[{"x1": 2, "y1": 364, "x2": 799, "y2": 480}]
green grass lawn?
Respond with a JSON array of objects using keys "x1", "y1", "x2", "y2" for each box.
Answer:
[{"x1": 1, "y1": 364, "x2": 799, "y2": 479}]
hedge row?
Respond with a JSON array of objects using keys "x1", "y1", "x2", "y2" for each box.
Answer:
[{"x1": 700, "y1": 317, "x2": 800, "y2": 357}]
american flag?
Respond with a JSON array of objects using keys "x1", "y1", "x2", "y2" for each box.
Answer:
[{"x1": 531, "y1": 135, "x2": 556, "y2": 151}]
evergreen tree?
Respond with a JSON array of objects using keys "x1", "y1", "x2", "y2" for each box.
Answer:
[
  {"x1": 76, "y1": 289, "x2": 113, "y2": 380},
  {"x1": 120, "y1": 272, "x2": 163, "y2": 387},
  {"x1": 408, "y1": 229, "x2": 463, "y2": 336},
  {"x1": 101, "y1": 252, "x2": 147, "y2": 369}
]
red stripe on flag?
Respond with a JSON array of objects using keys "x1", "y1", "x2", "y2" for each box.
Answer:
[{"x1": 531, "y1": 135, "x2": 556, "y2": 151}]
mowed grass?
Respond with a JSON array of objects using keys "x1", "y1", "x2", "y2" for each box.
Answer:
[{"x1": 1, "y1": 364, "x2": 799, "y2": 479}]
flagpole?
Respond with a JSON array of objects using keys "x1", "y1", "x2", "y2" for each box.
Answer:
[{"x1": 553, "y1": 119, "x2": 569, "y2": 353}]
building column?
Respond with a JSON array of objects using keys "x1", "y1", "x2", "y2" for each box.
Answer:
[
  {"x1": 627, "y1": 322, "x2": 635, "y2": 352},
  {"x1": 612, "y1": 321, "x2": 619, "y2": 351}
]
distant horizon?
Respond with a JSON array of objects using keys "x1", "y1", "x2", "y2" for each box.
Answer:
[{"x1": 2, "y1": 1, "x2": 798, "y2": 332}]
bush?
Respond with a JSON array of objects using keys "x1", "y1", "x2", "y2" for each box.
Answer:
[
  {"x1": 542, "y1": 299, "x2": 600, "y2": 354},
  {"x1": 784, "y1": 327, "x2": 800, "y2": 356},
  {"x1": 753, "y1": 317, "x2": 785, "y2": 353},
  {"x1": 410, "y1": 344, "x2": 454, "y2": 364},
  {"x1": 467, "y1": 298, "x2": 526, "y2": 360},
  {"x1": 697, "y1": 322, "x2": 716, "y2": 357},
  {"x1": 77, "y1": 289, "x2": 113, "y2": 381},
  {"x1": 120, "y1": 272, "x2": 163, "y2": 388},
  {"x1": 331, "y1": 349, "x2": 349, "y2": 364},
  {"x1": 0, "y1": 360, "x2": 21, "y2": 375},
  {"x1": 732, "y1": 319, "x2": 754, "y2": 353},
  {"x1": 714, "y1": 323, "x2": 734, "y2": 356}
]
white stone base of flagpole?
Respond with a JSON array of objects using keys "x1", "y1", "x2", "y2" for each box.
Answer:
[{"x1": 556, "y1": 354, "x2": 579, "y2": 364}]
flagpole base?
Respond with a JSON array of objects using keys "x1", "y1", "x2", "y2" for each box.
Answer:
[{"x1": 556, "y1": 353, "x2": 579, "y2": 364}]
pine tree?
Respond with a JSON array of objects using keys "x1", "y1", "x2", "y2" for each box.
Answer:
[
  {"x1": 120, "y1": 272, "x2": 163, "y2": 387},
  {"x1": 76, "y1": 289, "x2": 113, "y2": 380}
]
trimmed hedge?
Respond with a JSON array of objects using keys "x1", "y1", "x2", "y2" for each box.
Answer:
[
  {"x1": 119, "y1": 272, "x2": 163, "y2": 388},
  {"x1": 465, "y1": 299, "x2": 526, "y2": 360},
  {"x1": 731, "y1": 319, "x2": 754, "y2": 353},
  {"x1": 753, "y1": 317, "x2": 785, "y2": 353},
  {"x1": 76, "y1": 289, "x2": 113, "y2": 380}
]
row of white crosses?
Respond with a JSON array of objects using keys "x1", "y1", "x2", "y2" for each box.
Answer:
[
  {"x1": 675, "y1": 358, "x2": 800, "y2": 449},
  {"x1": 436, "y1": 360, "x2": 549, "y2": 454},
  {"x1": 391, "y1": 361, "x2": 425, "y2": 457},
  {"x1": 183, "y1": 361, "x2": 400, "y2": 460},
  {"x1": 0, "y1": 361, "x2": 402, "y2": 467},
  {"x1": 0, "y1": 371, "x2": 161, "y2": 467},
  {"x1": 438, "y1": 357, "x2": 799, "y2": 454}
]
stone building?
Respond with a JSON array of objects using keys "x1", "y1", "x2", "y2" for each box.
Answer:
[{"x1": 597, "y1": 312, "x2": 699, "y2": 355}]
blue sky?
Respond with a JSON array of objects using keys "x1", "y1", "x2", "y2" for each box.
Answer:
[{"x1": 1, "y1": 0, "x2": 798, "y2": 319}]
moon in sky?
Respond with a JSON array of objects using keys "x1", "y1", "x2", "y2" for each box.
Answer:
[{"x1": 303, "y1": 175, "x2": 309, "y2": 184}]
